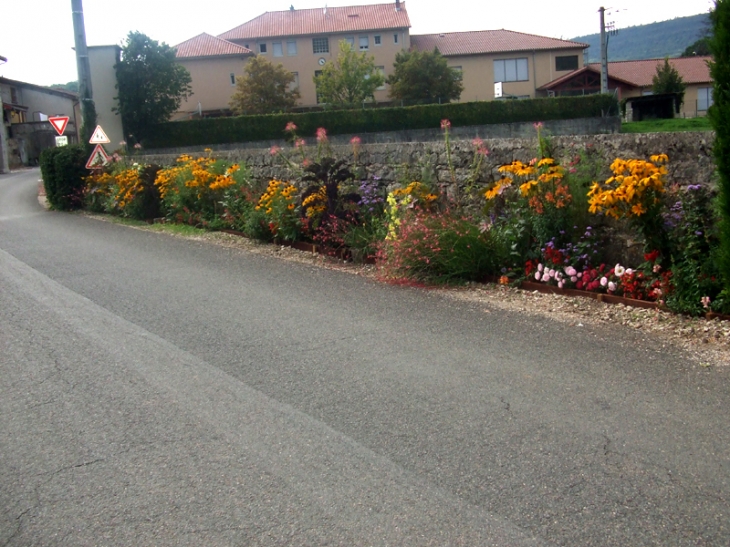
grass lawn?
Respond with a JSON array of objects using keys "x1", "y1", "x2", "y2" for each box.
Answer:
[{"x1": 620, "y1": 117, "x2": 713, "y2": 133}]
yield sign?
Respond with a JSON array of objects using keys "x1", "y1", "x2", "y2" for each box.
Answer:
[
  {"x1": 85, "y1": 144, "x2": 111, "y2": 169},
  {"x1": 49, "y1": 116, "x2": 69, "y2": 136},
  {"x1": 89, "y1": 125, "x2": 111, "y2": 144}
]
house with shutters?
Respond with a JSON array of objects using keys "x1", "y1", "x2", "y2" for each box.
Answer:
[
  {"x1": 171, "y1": 1, "x2": 591, "y2": 116},
  {"x1": 538, "y1": 56, "x2": 714, "y2": 118}
]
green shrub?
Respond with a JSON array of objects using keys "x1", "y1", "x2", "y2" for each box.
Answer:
[
  {"x1": 146, "y1": 95, "x2": 619, "y2": 149},
  {"x1": 40, "y1": 145, "x2": 88, "y2": 210}
]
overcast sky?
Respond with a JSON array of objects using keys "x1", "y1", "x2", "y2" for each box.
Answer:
[{"x1": 0, "y1": 0, "x2": 715, "y2": 87}]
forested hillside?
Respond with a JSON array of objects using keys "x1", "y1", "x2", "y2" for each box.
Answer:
[{"x1": 571, "y1": 12, "x2": 710, "y2": 62}]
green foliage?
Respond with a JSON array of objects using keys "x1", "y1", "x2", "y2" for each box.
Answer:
[
  {"x1": 146, "y1": 94, "x2": 619, "y2": 149},
  {"x1": 313, "y1": 42, "x2": 384, "y2": 108},
  {"x1": 620, "y1": 117, "x2": 712, "y2": 133},
  {"x1": 709, "y1": 0, "x2": 730, "y2": 297},
  {"x1": 682, "y1": 36, "x2": 712, "y2": 56},
  {"x1": 50, "y1": 81, "x2": 79, "y2": 93},
  {"x1": 652, "y1": 57, "x2": 686, "y2": 109},
  {"x1": 229, "y1": 56, "x2": 300, "y2": 115},
  {"x1": 386, "y1": 48, "x2": 463, "y2": 105},
  {"x1": 39, "y1": 145, "x2": 88, "y2": 210},
  {"x1": 114, "y1": 31, "x2": 192, "y2": 144}
]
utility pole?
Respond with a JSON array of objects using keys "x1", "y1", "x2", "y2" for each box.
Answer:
[
  {"x1": 71, "y1": 0, "x2": 93, "y2": 139},
  {"x1": 599, "y1": 6, "x2": 609, "y2": 94}
]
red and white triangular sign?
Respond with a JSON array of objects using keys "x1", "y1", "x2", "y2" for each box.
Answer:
[
  {"x1": 89, "y1": 125, "x2": 111, "y2": 144},
  {"x1": 49, "y1": 116, "x2": 69, "y2": 136},
  {"x1": 85, "y1": 144, "x2": 111, "y2": 169}
]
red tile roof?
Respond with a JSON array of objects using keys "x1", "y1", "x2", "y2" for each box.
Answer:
[
  {"x1": 218, "y1": 2, "x2": 410, "y2": 41},
  {"x1": 410, "y1": 30, "x2": 588, "y2": 56},
  {"x1": 539, "y1": 56, "x2": 713, "y2": 90},
  {"x1": 175, "y1": 33, "x2": 252, "y2": 58},
  {"x1": 587, "y1": 57, "x2": 712, "y2": 87}
]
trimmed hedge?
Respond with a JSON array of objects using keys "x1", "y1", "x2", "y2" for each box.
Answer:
[
  {"x1": 39, "y1": 145, "x2": 88, "y2": 210},
  {"x1": 146, "y1": 95, "x2": 619, "y2": 149}
]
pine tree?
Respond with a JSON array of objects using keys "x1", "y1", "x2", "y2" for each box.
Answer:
[{"x1": 652, "y1": 57, "x2": 686, "y2": 110}]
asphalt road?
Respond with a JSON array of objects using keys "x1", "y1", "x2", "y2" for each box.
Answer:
[{"x1": 1, "y1": 168, "x2": 728, "y2": 546}]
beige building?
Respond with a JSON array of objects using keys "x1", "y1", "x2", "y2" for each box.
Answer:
[
  {"x1": 539, "y1": 56, "x2": 714, "y2": 118},
  {"x1": 173, "y1": 34, "x2": 253, "y2": 119},
  {"x1": 411, "y1": 31, "x2": 587, "y2": 103},
  {"x1": 175, "y1": 1, "x2": 590, "y2": 113}
]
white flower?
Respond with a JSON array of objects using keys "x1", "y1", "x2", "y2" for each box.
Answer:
[
  {"x1": 608, "y1": 281, "x2": 616, "y2": 292},
  {"x1": 625, "y1": 268, "x2": 634, "y2": 276},
  {"x1": 614, "y1": 264, "x2": 625, "y2": 277},
  {"x1": 600, "y1": 276, "x2": 608, "y2": 287}
]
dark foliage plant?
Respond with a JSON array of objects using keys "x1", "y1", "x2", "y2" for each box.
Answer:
[
  {"x1": 708, "y1": 0, "x2": 730, "y2": 303},
  {"x1": 39, "y1": 145, "x2": 88, "y2": 210}
]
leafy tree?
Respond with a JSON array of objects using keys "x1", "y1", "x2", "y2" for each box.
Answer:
[
  {"x1": 50, "y1": 81, "x2": 79, "y2": 93},
  {"x1": 652, "y1": 57, "x2": 686, "y2": 109},
  {"x1": 114, "y1": 31, "x2": 192, "y2": 144},
  {"x1": 709, "y1": 0, "x2": 730, "y2": 300},
  {"x1": 229, "y1": 56, "x2": 300, "y2": 115},
  {"x1": 386, "y1": 48, "x2": 463, "y2": 105},
  {"x1": 682, "y1": 36, "x2": 712, "y2": 57},
  {"x1": 313, "y1": 41, "x2": 384, "y2": 108}
]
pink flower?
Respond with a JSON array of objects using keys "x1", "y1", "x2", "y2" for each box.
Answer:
[
  {"x1": 541, "y1": 273, "x2": 550, "y2": 282},
  {"x1": 350, "y1": 136, "x2": 361, "y2": 146},
  {"x1": 701, "y1": 296, "x2": 711, "y2": 308},
  {"x1": 538, "y1": 263, "x2": 544, "y2": 272},
  {"x1": 295, "y1": 138, "x2": 306, "y2": 149},
  {"x1": 653, "y1": 264, "x2": 662, "y2": 273},
  {"x1": 570, "y1": 276, "x2": 578, "y2": 283},
  {"x1": 558, "y1": 281, "x2": 564, "y2": 289},
  {"x1": 653, "y1": 288, "x2": 663, "y2": 297},
  {"x1": 535, "y1": 271, "x2": 541, "y2": 281},
  {"x1": 529, "y1": 158, "x2": 537, "y2": 166},
  {"x1": 565, "y1": 266, "x2": 577, "y2": 277},
  {"x1": 533, "y1": 122, "x2": 544, "y2": 129},
  {"x1": 625, "y1": 268, "x2": 634, "y2": 276},
  {"x1": 440, "y1": 119, "x2": 451, "y2": 130},
  {"x1": 285, "y1": 122, "x2": 297, "y2": 132},
  {"x1": 472, "y1": 137, "x2": 483, "y2": 148},
  {"x1": 316, "y1": 127, "x2": 328, "y2": 143},
  {"x1": 134, "y1": 143, "x2": 142, "y2": 149},
  {"x1": 269, "y1": 145, "x2": 281, "y2": 155},
  {"x1": 600, "y1": 276, "x2": 608, "y2": 287},
  {"x1": 608, "y1": 281, "x2": 616, "y2": 292}
]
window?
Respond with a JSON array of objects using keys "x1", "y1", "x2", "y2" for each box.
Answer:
[
  {"x1": 273, "y1": 42, "x2": 283, "y2": 57},
  {"x1": 393, "y1": 33, "x2": 399, "y2": 44},
  {"x1": 287, "y1": 40, "x2": 297, "y2": 55},
  {"x1": 359, "y1": 36, "x2": 369, "y2": 50},
  {"x1": 313, "y1": 37, "x2": 329, "y2": 53},
  {"x1": 494, "y1": 58, "x2": 529, "y2": 82},
  {"x1": 698, "y1": 87, "x2": 714, "y2": 111},
  {"x1": 230, "y1": 73, "x2": 236, "y2": 86},
  {"x1": 374, "y1": 35, "x2": 381, "y2": 46},
  {"x1": 376, "y1": 66, "x2": 385, "y2": 90},
  {"x1": 555, "y1": 55, "x2": 579, "y2": 72},
  {"x1": 343, "y1": 37, "x2": 355, "y2": 47},
  {"x1": 289, "y1": 72, "x2": 299, "y2": 92},
  {"x1": 451, "y1": 66, "x2": 463, "y2": 81},
  {"x1": 258, "y1": 43, "x2": 267, "y2": 54}
]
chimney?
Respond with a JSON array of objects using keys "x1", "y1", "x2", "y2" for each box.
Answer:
[
  {"x1": 290, "y1": 5, "x2": 294, "y2": 10},
  {"x1": 395, "y1": 0, "x2": 400, "y2": 10}
]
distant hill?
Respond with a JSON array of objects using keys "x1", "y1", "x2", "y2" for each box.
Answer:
[{"x1": 571, "y1": 13, "x2": 710, "y2": 63}]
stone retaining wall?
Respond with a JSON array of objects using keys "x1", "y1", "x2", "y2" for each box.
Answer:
[{"x1": 139, "y1": 130, "x2": 716, "y2": 191}]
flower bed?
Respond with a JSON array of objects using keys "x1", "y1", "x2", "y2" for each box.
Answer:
[{"x1": 82, "y1": 120, "x2": 730, "y2": 318}]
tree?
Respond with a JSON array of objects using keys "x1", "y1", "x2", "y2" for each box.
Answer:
[
  {"x1": 115, "y1": 31, "x2": 192, "y2": 144},
  {"x1": 386, "y1": 48, "x2": 463, "y2": 105},
  {"x1": 313, "y1": 41, "x2": 384, "y2": 108},
  {"x1": 682, "y1": 36, "x2": 712, "y2": 57},
  {"x1": 652, "y1": 57, "x2": 686, "y2": 109},
  {"x1": 229, "y1": 56, "x2": 300, "y2": 115},
  {"x1": 709, "y1": 0, "x2": 730, "y2": 297}
]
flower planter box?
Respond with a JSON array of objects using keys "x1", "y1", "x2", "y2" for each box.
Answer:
[{"x1": 518, "y1": 281, "x2": 660, "y2": 310}]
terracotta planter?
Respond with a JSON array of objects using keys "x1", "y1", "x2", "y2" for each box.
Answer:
[{"x1": 706, "y1": 311, "x2": 730, "y2": 322}]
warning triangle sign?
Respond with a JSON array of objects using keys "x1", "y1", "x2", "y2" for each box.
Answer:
[
  {"x1": 89, "y1": 125, "x2": 111, "y2": 144},
  {"x1": 85, "y1": 144, "x2": 111, "y2": 169},
  {"x1": 49, "y1": 116, "x2": 69, "y2": 136}
]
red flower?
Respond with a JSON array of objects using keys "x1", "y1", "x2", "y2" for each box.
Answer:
[{"x1": 644, "y1": 250, "x2": 660, "y2": 263}]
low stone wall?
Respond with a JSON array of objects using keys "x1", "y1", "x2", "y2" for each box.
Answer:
[{"x1": 140, "y1": 130, "x2": 716, "y2": 190}]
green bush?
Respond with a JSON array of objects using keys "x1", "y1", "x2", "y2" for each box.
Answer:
[
  {"x1": 40, "y1": 145, "x2": 88, "y2": 210},
  {"x1": 146, "y1": 95, "x2": 619, "y2": 149}
]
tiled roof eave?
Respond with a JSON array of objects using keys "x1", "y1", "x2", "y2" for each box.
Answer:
[{"x1": 226, "y1": 25, "x2": 410, "y2": 41}]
